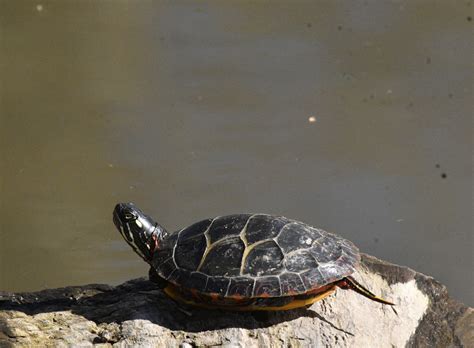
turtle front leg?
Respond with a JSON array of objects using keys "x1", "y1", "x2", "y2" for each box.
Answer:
[{"x1": 148, "y1": 267, "x2": 168, "y2": 289}]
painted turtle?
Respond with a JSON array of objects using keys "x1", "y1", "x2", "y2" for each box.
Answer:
[{"x1": 113, "y1": 203, "x2": 393, "y2": 311}]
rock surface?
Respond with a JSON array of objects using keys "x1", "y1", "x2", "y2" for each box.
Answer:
[{"x1": 0, "y1": 254, "x2": 471, "y2": 347}]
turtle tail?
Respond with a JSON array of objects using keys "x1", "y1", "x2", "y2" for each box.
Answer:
[{"x1": 342, "y1": 276, "x2": 395, "y2": 306}]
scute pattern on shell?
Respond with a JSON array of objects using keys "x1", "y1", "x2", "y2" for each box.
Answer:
[{"x1": 152, "y1": 214, "x2": 360, "y2": 298}]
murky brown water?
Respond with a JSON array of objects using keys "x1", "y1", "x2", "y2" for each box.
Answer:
[{"x1": 1, "y1": 1, "x2": 472, "y2": 305}]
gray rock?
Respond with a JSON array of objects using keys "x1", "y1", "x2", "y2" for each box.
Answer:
[{"x1": 0, "y1": 254, "x2": 471, "y2": 347}]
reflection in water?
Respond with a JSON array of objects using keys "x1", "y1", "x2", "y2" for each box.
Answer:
[{"x1": 0, "y1": 1, "x2": 472, "y2": 305}]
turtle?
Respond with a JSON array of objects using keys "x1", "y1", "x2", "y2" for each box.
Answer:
[{"x1": 113, "y1": 203, "x2": 394, "y2": 311}]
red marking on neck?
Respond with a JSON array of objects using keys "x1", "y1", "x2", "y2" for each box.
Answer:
[{"x1": 149, "y1": 234, "x2": 160, "y2": 256}]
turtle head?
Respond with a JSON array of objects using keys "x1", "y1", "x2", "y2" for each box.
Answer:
[{"x1": 113, "y1": 203, "x2": 165, "y2": 263}]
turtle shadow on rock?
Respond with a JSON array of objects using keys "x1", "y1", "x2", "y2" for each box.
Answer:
[
  {"x1": 71, "y1": 278, "x2": 326, "y2": 332},
  {"x1": 1, "y1": 278, "x2": 342, "y2": 333}
]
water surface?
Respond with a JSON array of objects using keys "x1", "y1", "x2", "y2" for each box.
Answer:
[{"x1": 1, "y1": 1, "x2": 472, "y2": 305}]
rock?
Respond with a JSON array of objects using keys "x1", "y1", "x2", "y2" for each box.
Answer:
[{"x1": 0, "y1": 254, "x2": 471, "y2": 347}]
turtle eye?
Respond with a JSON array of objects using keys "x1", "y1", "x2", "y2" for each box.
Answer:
[{"x1": 124, "y1": 212, "x2": 136, "y2": 220}]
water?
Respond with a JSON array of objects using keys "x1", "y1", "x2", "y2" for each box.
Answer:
[{"x1": 1, "y1": 1, "x2": 472, "y2": 306}]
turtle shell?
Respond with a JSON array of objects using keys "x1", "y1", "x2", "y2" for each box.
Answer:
[{"x1": 151, "y1": 214, "x2": 360, "y2": 298}]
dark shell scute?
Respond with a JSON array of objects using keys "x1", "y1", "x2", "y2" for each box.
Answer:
[
  {"x1": 174, "y1": 234, "x2": 206, "y2": 271},
  {"x1": 284, "y1": 250, "x2": 319, "y2": 272},
  {"x1": 179, "y1": 218, "x2": 213, "y2": 241},
  {"x1": 340, "y1": 247, "x2": 360, "y2": 265},
  {"x1": 199, "y1": 237, "x2": 244, "y2": 277},
  {"x1": 205, "y1": 276, "x2": 231, "y2": 294},
  {"x1": 245, "y1": 215, "x2": 292, "y2": 245},
  {"x1": 152, "y1": 248, "x2": 173, "y2": 268},
  {"x1": 243, "y1": 240, "x2": 284, "y2": 276},
  {"x1": 167, "y1": 269, "x2": 188, "y2": 286},
  {"x1": 253, "y1": 276, "x2": 281, "y2": 297},
  {"x1": 227, "y1": 277, "x2": 255, "y2": 298},
  {"x1": 276, "y1": 223, "x2": 324, "y2": 254},
  {"x1": 157, "y1": 258, "x2": 178, "y2": 279},
  {"x1": 335, "y1": 254, "x2": 356, "y2": 271},
  {"x1": 309, "y1": 236, "x2": 343, "y2": 263},
  {"x1": 300, "y1": 268, "x2": 326, "y2": 289},
  {"x1": 208, "y1": 215, "x2": 251, "y2": 244},
  {"x1": 340, "y1": 240, "x2": 360, "y2": 260},
  {"x1": 280, "y1": 272, "x2": 306, "y2": 294},
  {"x1": 180, "y1": 272, "x2": 208, "y2": 290},
  {"x1": 317, "y1": 263, "x2": 348, "y2": 284},
  {"x1": 160, "y1": 231, "x2": 179, "y2": 250}
]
